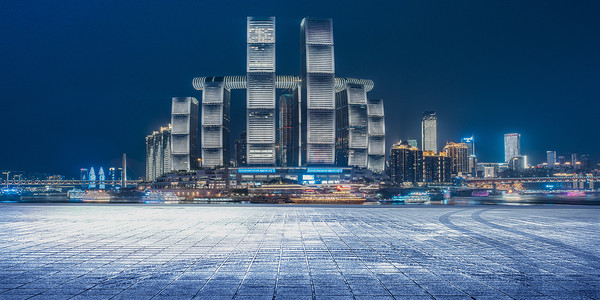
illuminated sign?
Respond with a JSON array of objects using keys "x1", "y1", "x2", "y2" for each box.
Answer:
[
  {"x1": 306, "y1": 168, "x2": 343, "y2": 174},
  {"x1": 237, "y1": 168, "x2": 276, "y2": 174},
  {"x1": 302, "y1": 175, "x2": 315, "y2": 181}
]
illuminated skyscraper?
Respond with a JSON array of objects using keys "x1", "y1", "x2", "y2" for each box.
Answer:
[
  {"x1": 423, "y1": 151, "x2": 451, "y2": 183},
  {"x1": 201, "y1": 81, "x2": 230, "y2": 168},
  {"x1": 336, "y1": 83, "x2": 368, "y2": 167},
  {"x1": 301, "y1": 18, "x2": 336, "y2": 165},
  {"x1": 367, "y1": 99, "x2": 386, "y2": 173},
  {"x1": 504, "y1": 133, "x2": 520, "y2": 162},
  {"x1": 390, "y1": 141, "x2": 423, "y2": 184},
  {"x1": 421, "y1": 111, "x2": 437, "y2": 153},
  {"x1": 172, "y1": 97, "x2": 199, "y2": 171},
  {"x1": 98, "y1": 167, "x2": 105, "y2": 190},
  {"x1": 547, "y1": 151, "x2": 556, "y2": 167},
  {"x1": 246, "y1": 17, "x2": 276, "y2": 165},
  {"x1": 88, "y1": 167, "x2": 96, "y2": 189},
  {"x1": 80, "y1": 168, "x2": 88, "y2": 181},
  {"x1": 146, "y1": 124, "x2": 172, "y2": 181},
  {"x1": 443, "y1": 142, "x2": 469, "y2": 175},
  {"x1": 461, "y1": 136, "x2": 476, "y2": 176},
  {"x1": 278, "y1": 93, "x2": 299, "y2": 166}
]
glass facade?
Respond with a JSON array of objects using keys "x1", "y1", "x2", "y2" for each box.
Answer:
[
  {"x1": 421, "y1": 111, "x2": 437, "y2": 153},
  {"x1": 504, "y1": 133, "x2": 520, "y2": 162},
  {"x1": 171, "y1": 97, "x2": 199, "y2": 171}
]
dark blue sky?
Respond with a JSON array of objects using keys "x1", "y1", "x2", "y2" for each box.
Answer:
[{"x1": 1, "y1": 0, "x2": 599, "y2": 178}]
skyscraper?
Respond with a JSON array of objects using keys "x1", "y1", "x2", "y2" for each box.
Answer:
[
  {"x1": 301, "y1": 18, "x2": 336, "y2": 165},
  {"x1": 201, "y1": 78, "x2": 230, "y2": 168},
  {"x1": 504, "y1": 133, "x2": 520, "y2": 162},
  {"x1": 146, "y1": 124, "x2": 172, "y2": 181},
  {"x1": 461, "y1": 137, "x2": 476, "y2": 176},
  {"x1": 89, "y1": 167, "x2": 96, "y2": 189},
  {"x1": 443, "y1": 142, "x2": 469, "y2": 175},
  {"x1": 423, "y1": 151, "x2": 451, "y2": 183},
  {"x1": 390, "y1": 141, "x2": 423, "y2": 184},
  {"x1": 407, "y1": 139, "x2": 418, "y2": 149},
  {"x1": 98, "y1": 167, "x2": 105, "y2": 190},
  {"x1": 247, "y1": 17, "x2": 276, "y2": 165},
  {"x1": 547, "y1": 151, "x2": 557, "y2": 168},
  {"x1": 367, "y1": 99, "x2": 386, "y2": 173},
  {"x1": 172, "y1": 97, "x2": 199, "y2": 171},
  {"x1": 278, "y1": 93, "x2": 298, "y2": 166},
  {"x1": 335, "y1": 83, "x2": 368, "y2": 168},
  {"x1": 421, "y1": 111, "x2": 437, "y2": 153},
  {"x1": 234, "y1": 131, "x2": 247, "y2": 167},
  {"x1": 80, "y1": 168, "x2": 88, "y2": 182}
]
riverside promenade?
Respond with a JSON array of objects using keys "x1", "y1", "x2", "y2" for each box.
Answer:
[{"x1": 0, "y1": 204, "x2": 598, "y2": 299}]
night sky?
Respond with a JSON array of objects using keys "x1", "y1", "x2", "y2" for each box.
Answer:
[{"x1": 1, "y1": 0, "x2": 599, "y2": 178}]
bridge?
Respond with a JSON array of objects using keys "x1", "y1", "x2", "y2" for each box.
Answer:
[{"x1": 1, "y1": 180, "x2": 142, "y2": 187}]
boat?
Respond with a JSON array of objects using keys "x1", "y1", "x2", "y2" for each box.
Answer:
[
  {"x1": 82, "y1": 190, "x2": 112, "y2": 203},
  {"x1": 290, "y1": 189, "x2": 365, "y2": 204},
  {"x1": 391, "y1": 192, "x2": 431, "y2": 204},
  {"x1": 1, "y1": 187, "x2": 22, "y2": 201},
  {"x1": 142, "y1": 190, "x2": 182, "y2": 203},
  {"x1": 67, "y1": 189, "x2": 85, "y2": 201}
]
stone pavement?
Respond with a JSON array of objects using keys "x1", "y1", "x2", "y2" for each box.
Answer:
[{"x1": 0, "y1": 204, "x2": 599, "y2": 299}]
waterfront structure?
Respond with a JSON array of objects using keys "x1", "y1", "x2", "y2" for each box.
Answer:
[
  {"x1": 443, "y1": 142, "x2": 469, "y2": 175},
  {"x1": 278, "y1": 93, "x2": 298, "y2": 166},
  {"x1": 191, "y1": 17, "x2": 385, "y2": 173},
  {"x1": 247, "y1": 17, "x2": 276, "y2": 165},
  {"x1": 421, "y1": 111, "x2": 437, "y2": 153},
  {"x1": 146, "y1": 124, "x2": 172, "y2": 182},
  {"x1": 89, "y1": 167, "x2": 96, "y2": 189},
  {"x1": 234, "y1": 131, "x2": 247, "y2": 167},
  {"x1": 172, "y1": 97, "x2": 199, "y2": 171},
  {"x1": 423, "y1": 151, "x2": 451, "y2": 183},
  {"x1": 504, "y1": 133, "x2": 520, "y2": 162},
  {"x1": 98, "y1": 167, "x2": 105, "y2": 190},
  {"x1": 547, "y1": 151, "x2": 557, "y2": 168},
  {"x1": 389, "y1": 141, "x2": 423, "y2": 184}
]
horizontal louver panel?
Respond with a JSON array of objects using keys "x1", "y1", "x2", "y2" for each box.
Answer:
[
  {"x1": 306, "y1": 45, "x2": 334, "y2": 73},
  {"x1": 304, "y1": 19, "x2": 333, "y2": 45},
  {"x1": 349, "y1": 105, "x2": 368, "y2": 127},
  {"x1": 202, "y1": 127, "x2": 222, "y2": 149},
  {"x1": 307, "y1": 144, "x2": 335, "y2": 165},
  {"x1": 368, "y1": 136, "x2": 385, "y2": 156},
  {"x1": 171, "y1": 115, "x2": 190, "y2": 135},
  {"x1": 368, "y1": 116, "x2": 385, "y2": 136},
  {"x1": 348, "y1": 149, "x2": 368, "y2": 167},
  {"x1": 247, "y1": 111, "x2": 275, "y2": 144},
  {"x1": 247, "y1": 74, "x2": 275, "y2": 109},
  {"x1": 349, "y1": 127, "x2": 368, "y2": 149},
  {"x1": 201, "y1": 105, "x2": 223, "y2": 126},
  {"x1": 307, "y1": 110, "x2": 334, "y2": 143},
  {"x1": 202, "y1": 149, "x2": 223, "y2": 167},
  {"x1": 307, "y1": 74, "x2": 335, "y2": 109},
  {"x1": 171, "y1": 135, "x2": 189, "y2": 154}
]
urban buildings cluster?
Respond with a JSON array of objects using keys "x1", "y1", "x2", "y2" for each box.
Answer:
[{"x1": 146, "y1": 17, "x2": 386, "y2": 184}]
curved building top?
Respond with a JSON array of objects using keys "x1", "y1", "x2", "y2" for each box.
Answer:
[{"x1": 192, "y1": 76, "x2": 374, "y2": 93}]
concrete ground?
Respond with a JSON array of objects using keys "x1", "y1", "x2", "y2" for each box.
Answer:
[{"x1": 0, "y1": 204, "x2": 598, "y2": 299}]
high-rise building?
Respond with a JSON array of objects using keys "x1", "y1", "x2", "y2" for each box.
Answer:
[
  {"x1": 80, "y1": 168, "x2": 88, "y2": 182},
  {"x1": 247, "y1": 17, "x2": 276, "y2": 165},
  {"x1": 278, "y1": 93, "x2": 299, "y2": 166},
  {"x1": 421, "y1": 111, "x2": 437, "y2": 153},
  {"x1": 146, "y1": 124, "x2": 172, "y2": 181},
  {"x1": 234, "y1": 131, "x2": 247, "y2": 167},
  {"x1": 172, "y1": 97, "x2": 199, "y2": 171},
  {"x1": 108, "y1": 167, "x2": 116, "y2": 182},
  {"x1": 423, "y1": 151, "x2": 451, "y2": 183},
  {"x1": 367, "y1": 99, "x2": 386, "y2": 173},
  {"x1": 301, "y1": 18, "x2": 336, "y2": 165},
  {"x1": 509, "y1": 155, "x2": 527, "y2": 171},
  {"x1": 547, "y1": 151, "x2": 557, "y2": 168},
  {"x1": 336, "y1": 84, "x2": 368, "y2": 168},
  {"x1": 443, "y1": 142, "x2": 469, "y2": 175},
  {"x1": 571, "y1": 153, "x2": 579, "y2": 170},
  {"x1": 98, "y1": 167, "x2": 105, "y2": 190},
  {"x1": 407, "y1": 139, "x2": 418, "y2": 149},
  {"x1": 504, "y1": 133, "x2": 520, "y2": 162},
  {"x1": 461, "y1": 137, "x2": 475, "y2": 156},
  {"x1": 390, "y1": 141, "x2": 423, "y2": 184},
  {"x1": 201, "y1": 79, "x2": 230, "y2": 168},
  {"x1": 89, "y1": 167, "x2": 96, "y2": 189}
]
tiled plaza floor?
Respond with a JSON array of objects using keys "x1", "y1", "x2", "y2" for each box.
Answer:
[{"x1": 0, "y1": 204, "x2": 599, "y2": 299}]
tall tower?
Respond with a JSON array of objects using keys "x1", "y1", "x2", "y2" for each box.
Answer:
[
  {"x1": 98, "y1": 167, "x2": 105, "y2": 190},
  {"x1": 89, "y1": 167, "x2": 96, "y2": 189},
  {"x1": 504, "y1": 133, "x2": 520, "y2": 162},
  {"x1": 547, "y1": 150, "x2": 556, "y2": 167},
  {"x1": 336, "y1": 83, "x2": 368, "y2": 168},
  {"x1": 247, "y1": 17, "x2": 276, "y2": 165},
  {"x1": 367, "y1": 98, "x2": 386, "y2": 173},
  {"x1": 421, "y1": 111, "x2": 437, "y2": 152},
  {"x1": 201, "y1": 80, "x2": 230, "y2": 167},
  {"x1": 301, "y1": 18, "x2": 336, "y2": 165},
  {"x1": 172, "y1": 97, "x2": 199, "y2": 170}
]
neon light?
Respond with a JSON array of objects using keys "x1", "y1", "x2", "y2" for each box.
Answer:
[
  {"x1": 306, "y1": 168, "x2": 343, "y2": 174},
  {"x1": 238, "y1": 168, "x2": 276, "y2": 174}
]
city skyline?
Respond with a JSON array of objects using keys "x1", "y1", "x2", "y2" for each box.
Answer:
[{"x1": 1, "y1": 1, "x2": 599, "y2": 176}]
